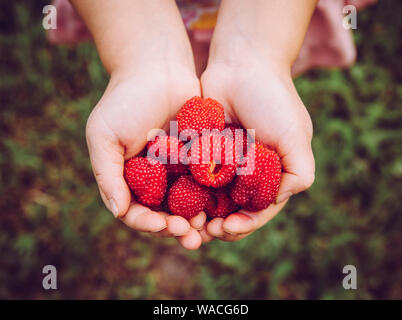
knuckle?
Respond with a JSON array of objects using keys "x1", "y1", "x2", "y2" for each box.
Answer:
[
  {"x1": 300, "y1": 172, "x2": 315, "y2": 190},
  {"x1": 93, "y1": 170, "x2": 109, "y2": 189},
  {"x1": 303, "y1": 117, "x2": 314, "y2": 141}
]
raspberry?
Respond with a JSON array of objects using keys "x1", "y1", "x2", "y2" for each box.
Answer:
[
  {"x1": 230, "y1": 143, "x2": 282, "y2": 211},
  {"x1": 147, "y1": 135, "x2": 188, "y2": 178},
  {"x1": 123, "y1": 97, "x2": 282, "y2": 217},
  {"x1": 124, "y1": 157, "x2": 167, "y2": 208},
  {"x1": 189, "y1": 131, "x2": 238, "y2": 188},
  {"x1": 205, "y1": 188, "x2": 239, "y2": 219},
  {"x1": 225, "y1": 123, "x2": 254, "y2": 158},
  {"x1": 177, "y1": 96, "x2": 225, "y2": 135},
  {"x1": 167, "y1": 175, "x2": 211, "y2": 220}
]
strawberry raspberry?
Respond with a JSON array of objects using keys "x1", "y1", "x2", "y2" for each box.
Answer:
[
  {"x1": 189, "y1": 131, "x2": 238, "y2": 188},
  {"x1": 205, "y1": 188, "x2": 239, "y2": 219},
  {"x1": 167, "y1": 175, "x2": 211, "y2": 220},
  {"x1": 124, "y1": 157, "x2": 167, "y2": 208},
  {"x1": 230, "y1": 143, "x2": 282, "y2": 211},
  {"x1": 147, "y1": 135, "x2": 188, "y2": 178},
  {"x1": 177, "y1": 96, "x2": 225, "y2": 135},
  {"x1": 225, "y1": 123, "x2": 254, "y2": 158}
]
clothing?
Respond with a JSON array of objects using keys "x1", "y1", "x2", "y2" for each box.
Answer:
[{"x1": 47, "y1": 0, "x2": 376, "y2": 76}]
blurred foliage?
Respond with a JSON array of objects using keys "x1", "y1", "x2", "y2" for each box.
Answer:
[{"x1": 0, "y1": 0, "x2": 401, "y2": 300}]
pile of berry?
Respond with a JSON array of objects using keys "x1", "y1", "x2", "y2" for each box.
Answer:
[{"x1": 124, "y1": 97, "x2": 282, "y2": 220}]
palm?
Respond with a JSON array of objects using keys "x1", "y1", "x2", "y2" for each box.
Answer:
[
  {"x1": 201, "y1": 62, "x2": 314, "y2": 241},
  {"x1": 91, "y1": 72, "x2": 199, "y2": 159},
  {"x1": 86, "y1": 69, "x2": 208, "y2": 249}
]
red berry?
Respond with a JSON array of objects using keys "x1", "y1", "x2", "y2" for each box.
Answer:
[
  {"x1": 189, "y1": 131, "x2": 238, "y2": 188},
  {"x1": 147, "y1": 135, "x2": 188, "y2": 178},
  {"x1": 230, "y1": 143, "x2": 282, "y2": 211},
  {"x1": 225, "y1": 123, "x2": 254, "y2": 158},
  {"x1": 167, "y1": 175, "x2": 211, "y2": 220},
  {"x1": 205, "y1": 188, "x2": 239, "y2": 219},
  {"x1": 177, "y1": 96, "x2": 225, "y2": 135},
  {"x1": 124, "y1": 157, "x2": 167, "y2": 208}
]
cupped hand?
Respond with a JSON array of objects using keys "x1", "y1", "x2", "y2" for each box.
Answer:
[
  {"x1": 86, "y1": 64, "x2": 211, "y2": 250},
  {"x1": 201, "y1": 58, "x2": 315, "y2": 241}
]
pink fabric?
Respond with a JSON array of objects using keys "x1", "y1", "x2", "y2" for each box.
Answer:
[
  {"x1": 47, "y1": 0, "x2": 376, "y2": 76},
  {"x1": 292, "y1": 0, "x2": 377, "y2": 75},
  {"x1": 47, "y1": 0, "x2": 91, "y2": 44}
]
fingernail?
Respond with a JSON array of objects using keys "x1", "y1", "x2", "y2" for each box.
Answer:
[
  {"x1": 276, "y1": 192, "x2": 292, "y2": 204},
  {"x1": 109, "y1": 199, "x2": 119, "y2": 218}
]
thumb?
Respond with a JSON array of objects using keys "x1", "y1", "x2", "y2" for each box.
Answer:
[
  {"x1": 86, "y1": 117, "x2": 131, "y2": 218},
  {"x1": 276, "y1": 140, "x2": 315, "y2": 203}
]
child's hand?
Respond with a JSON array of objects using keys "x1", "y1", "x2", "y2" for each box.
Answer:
[
  {"x1": 72, "y1": 0, "x2": 216, "y2": 249},
  {"x1": 197, "y1": 0, "x2": 317, "y2": 241},
  {"x1": 86, "y1": 65, "x2": 210, "y2": 250},
  {"x1": 201, "y1": 59, "x2": 315, "y2": 241}
]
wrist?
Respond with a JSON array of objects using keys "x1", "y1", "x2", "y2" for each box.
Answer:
[
  {"x1": 208, "y1": 0, "x2": 316, "y2": 72},
  {"x1": 110, "y1": 57, "x2": 197, "y2": 84},
  {"x1": 208, "y1": 33, "x2": 292, "y2": 77},
  {"x1": 75, "y1": 0, "x2": 194, "y2": 74},
  {"x1": 104, "y1": 34, "x2": 196, "y2": 77}
]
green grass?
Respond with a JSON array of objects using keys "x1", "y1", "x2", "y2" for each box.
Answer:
[{"x1": 0, "y1": 0, "x2": 401, "y2": 299}]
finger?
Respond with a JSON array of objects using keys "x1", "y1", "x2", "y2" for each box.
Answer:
[
  {"x1": 86, "y1": 111, "x2": 131, "y2": 218},
  {"x1": 221, "y1": 213, "x2": 255, "y2": 235},
  {"x1": 206, "y1": 218, "x2": 225, "y2": 238},
  {"x1": 276, "y1": 141, "x2": 315, "y2": 203},
  {"x1": 199, "y1": 225, "x2": 215, "y2": 243},
  {"x1": 218, "y1": 231, "x2": 253, "y2": 242},
  {"x1": 152, "y1": 212, "x2": 190, "y2": 238},
  {"x1": 189, "y1": 211, "x2": 207, "y2": 230},
  {"x1": 176, "y1": 228, "x2": 202, "y2": 250},
  {"x1": 166, "y1": 215, "x2": 191, "y2": 236},
  {"x1": 120, "y1": 203, "x2": 166, "y2": 232},
  {"x1": 222, "y1": 200, "x2": 288, "y2": 235}
]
